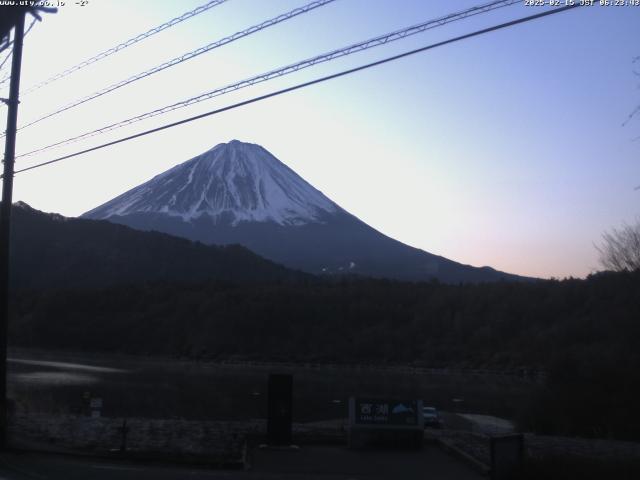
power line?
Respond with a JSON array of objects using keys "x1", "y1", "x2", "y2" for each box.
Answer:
[
  {"x1": 12, "y1": 0, "x2": 337, "y2": 134},
  {"x1": 23, "y1": 16, "x2": 38, "y2": 37},
  {"x1": 0, "y1": 45, "x2": 10, "y2": 82},
  {"x1": 16, "y1": 0, "x2": 520, "y2": 159},
  {"x1": 3, "y1": 0, "x2": 230, "y2": 93},
  {"x1": 0, "y1": 38, "x2": 12, "y2": 56},
  {"x1": 0, "y1": 17, "x2": 37, "y2": 81},
  {"x1": 0, "y1": 50, "x2": 11, "y2": 73},
  {"x1": 11, "y1": 3, "x2": 583, "y2": 177},
  {"x1": 0, "y1": 46, "x2": 10, "y2": 85},
  {"x1": 0, "y1": 35, "x2": 12, "y2": 68}
]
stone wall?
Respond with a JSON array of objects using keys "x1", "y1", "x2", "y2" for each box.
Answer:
[
  {"x1": 431, "y1": 428, "x2": 640, "y2": 469},
  {"x1": 9, "y1": 414, "x2": 264, "y2": 464},
  {"x1": 8, "y1": 413, "x2": 347, "y2": 464}
]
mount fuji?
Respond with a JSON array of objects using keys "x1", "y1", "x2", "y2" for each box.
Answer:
[{"x1": 83, "y1": 140, "x2": 525, "y2": 283}]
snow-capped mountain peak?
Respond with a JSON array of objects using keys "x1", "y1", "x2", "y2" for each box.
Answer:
[
  {"x1": 83, "y1": 140, "x2": 527, "y2": 283},
  {"x1": 84, "y1": 140, "x2": 339, "y2": 226}
]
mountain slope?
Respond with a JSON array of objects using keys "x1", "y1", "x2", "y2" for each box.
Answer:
[
  {"x1": 85, "y1": 140, "x2": 338, "y2": 226},
  {"x1": 10, "y1": 202, "x2": 308, "y2": 290},
  {"x1": 84, "y1": 140, "x2": 528, "y2": 283}
]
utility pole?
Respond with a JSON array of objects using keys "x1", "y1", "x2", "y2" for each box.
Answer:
[{"x1": 0, "y1": 11, "x2": 25, "y2": 450}]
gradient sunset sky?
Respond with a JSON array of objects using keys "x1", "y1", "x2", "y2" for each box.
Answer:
[{"x1": 3, "y1": 0, "x2": 639, "y2": 279}]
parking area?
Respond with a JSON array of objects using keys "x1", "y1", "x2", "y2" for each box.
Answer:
[
  {"x1": 248, "y1": 443, "x2": 484, "y2": 479},
  {"x1": 0, "y1": 443, "x2": 484, "y2": 480}
]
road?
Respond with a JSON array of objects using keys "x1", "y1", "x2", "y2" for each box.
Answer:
[{"x1": 0, "y1": 444, "x2": 483, "y2": 479}]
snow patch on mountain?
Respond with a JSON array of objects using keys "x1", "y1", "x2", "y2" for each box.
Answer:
[{"x1": 84, "y1": 140, "x2": 339, "y2": 226}]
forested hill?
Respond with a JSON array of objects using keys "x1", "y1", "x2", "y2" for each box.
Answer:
[
  {"x1": 8, "y1": 202, "x2": 310, "y2": 290},
  {"x1": 9, "y1": 262, "x2": 640, "y2": 439},
  {"x1": 11, "y1": 270, "x2": 640, "y2": 369}
]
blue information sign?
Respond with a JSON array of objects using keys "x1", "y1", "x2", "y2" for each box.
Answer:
[{"x1": 353, "y1": 398, "x2": 419, "y2": 426}]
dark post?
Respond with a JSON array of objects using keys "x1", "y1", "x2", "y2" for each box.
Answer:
[
  {"x1": 119, "y1": 419, "x2": 129, "y2": 452},
  {"x1": 0, "y1": 12, "x2": 26, "y2": 450},
  {"x1": 490, "y1": 433, "x2": 524, "y2": 480},
  {"x1": 267, "y1": 374, "x2": 293, "y2": 446}
]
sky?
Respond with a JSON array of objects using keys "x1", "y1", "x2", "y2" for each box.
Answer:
[{"x1": 1, "y1": 0, "x2": 639, "y2": 279}]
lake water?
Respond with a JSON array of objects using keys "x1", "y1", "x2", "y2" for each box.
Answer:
[{"x1": 7, "y1": 349, "x2": 536, "y2": 422}]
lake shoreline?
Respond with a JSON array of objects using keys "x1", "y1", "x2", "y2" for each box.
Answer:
[{"x1": 7, "y1": 346, "x2": 546, "y2": 383}]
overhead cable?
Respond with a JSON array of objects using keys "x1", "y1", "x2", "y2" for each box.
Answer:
[
  {"x1": 0, "y1": 17, "x2": 38, "y2": 81},
  {"x1": 6, "y1": 0, "x2": 230, "y2": 92},
  {"x1": 13, "y1": 0, "x2": 337, "y2": 133},
  {"x1": 16, "y1": 0, "x2": 519, "y2": 158},
  {"x1": 11, "y1": 3, "x2": 583, "y2": 176}
]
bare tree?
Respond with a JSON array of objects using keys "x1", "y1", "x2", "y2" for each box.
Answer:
[
  {"x1": 623, "y1": 56, "x2": 640, "y2": 128},
  {"x1": 597, "y1": 220, "x2": 640, "y2": 272},
  {"x1": 600, "y1": 58, "x2": 640, "y2": 272}
]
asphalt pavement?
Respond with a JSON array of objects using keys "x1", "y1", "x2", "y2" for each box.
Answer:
[{"x1": 0, "y1": 444, "x2": 483, "y2": 480}]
